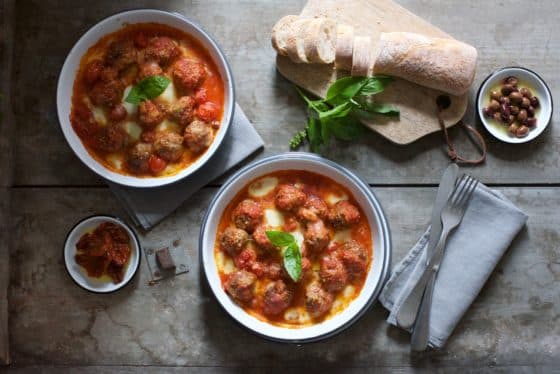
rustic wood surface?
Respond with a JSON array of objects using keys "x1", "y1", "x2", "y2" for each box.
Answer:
[
  {"x1": 4, "y1": 0, "x2": 560, "y2": 371},
  {"x1": 276, "y1": 0, "x2": 470, "y2": 145}
]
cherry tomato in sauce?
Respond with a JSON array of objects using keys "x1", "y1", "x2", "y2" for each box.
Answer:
[
  {"x1": 195, "y1": 88, "x2": 208, "y2": 105},
  {"x1": 148, "y1": 155, "x2": 167, "y2": 174},
  {"x1": 197, "y1": 101, "x2": 220, "y2": 122}
]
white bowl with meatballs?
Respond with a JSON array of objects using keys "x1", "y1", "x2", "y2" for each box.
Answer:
[
  {"x1": 200, "y1": 153, "x2": 391, "y2": 343},
  {"x1": 57, "y1": 9, "x2": 235, "y2": 187}
]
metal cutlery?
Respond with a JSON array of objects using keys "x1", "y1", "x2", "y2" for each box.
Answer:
[
  {"x1": 410, "y1": 174, "x2": 479, "y2": 351},
  {"x1": 396, "y1": 164, "x2": 459, "y2": 330}
]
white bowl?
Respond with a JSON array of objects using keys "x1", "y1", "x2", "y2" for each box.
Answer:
[
  {"x1": 477, "y1": 67, "x2": 553, "y2": 143},
  {"x1": 64, "y1": 215, "x2": 141, "y2": 293},
  {"x1": 199, "y1": 153, "x2": 392, "y2": 343},
  {"x1": 57, "y1": 9, "x2": 235, "y2": 187}
]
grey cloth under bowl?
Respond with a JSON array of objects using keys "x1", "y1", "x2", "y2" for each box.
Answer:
[
  {"x1": 108, "y1": 104, "x2": 264, "y2": 230},
  {"x1": 379, "y1": 182, "x2": 528, "y2": 348}
]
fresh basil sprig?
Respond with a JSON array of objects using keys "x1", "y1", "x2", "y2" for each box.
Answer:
[
  {"x1": 290, "y1": 76, "x2": 399, "y2": 152},
  {"x1": 124, "y1": 75, "x2": 171, "y2": 105},
  {"x1": 265, "y1": 230, "x2": 301, "y2": 282}
]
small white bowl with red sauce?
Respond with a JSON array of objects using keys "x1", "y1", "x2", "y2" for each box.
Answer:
[
  {"x1": 64, "y1": 215, "x2": 141, "y2": 293},
  {"x1": 57, "y1": 9, "x2": 235, "y2": 187},
  {"x1": 199, "y1": 153, "x2": 392, "y2": 343}
]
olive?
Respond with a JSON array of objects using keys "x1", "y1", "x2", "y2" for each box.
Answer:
[
  {"x1": 510, "y1": 105, "x2": 520, "y2": 115},
  {"x1": 508, "y1": 123, "x2": 519, "y2": 135},
  {"x1": 517, "y1": 109, "x2": 528, "y2": 122},
  {"x1": 530, "y1": 96, "x2": 540, "y2": 108},
  {"x1": 505, "y1": 76, "x2": 518, "y2": 86},
  {"x1": 489, "y1": 99, "x2": 500, "y2": 111},
  {"x1": 520, "y1": 97, "x2": 531, "y2": 109},
  {"x1": 490, "y1": 90, "x2": 501, "y2": 101},
  {"x1": 493, "y1": 111, "x2": 502, "y2": 122},
  {"x1": 500, "y1": 103, "x2": 510, "y2": 116},
  {"x1": 499, "y1": 96, "x2": 510, "y2": 105},
  {"x1": 526, "y1": 117, "x2": 537, "y2": 127},
  {"x1": 516, "y1": 125, "x2": 529, "y2": 138},
  {"x1": 482, "y1": 107, "x2": 493, "y2": 118},
  {"x1": 501, "y1": 84, "x2": 514, "y2": 96},
  {"x1": 509, "y1": 91, "x2": 523, "y2": 103},
  {"x1": 527, "y1": 106, "x2": 535, "y2": 117},
  {"x1": 519, "y1": 87, "x2": 532, "y2": 98}
]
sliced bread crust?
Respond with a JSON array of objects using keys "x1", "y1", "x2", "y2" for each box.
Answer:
[
  {"x1": 335, "y1": 24, "x2": 354, "y2": 70},
  {"x1": 302, "y1": 18, "x2": 336, "y2": 64},
  {"x1": 271, "y1": 15, "x2": 300, "y2": 56},
  {"x1": 351, "y1": 36, "x2": 373, "y2": 77},
  {"x1": 285, "y1": 18, "x2": 313, "y2": 63}
]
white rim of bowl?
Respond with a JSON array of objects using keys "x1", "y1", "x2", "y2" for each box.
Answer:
[
  {"x1": 476, "y1": 66, "x2": 553, "y2": 144},
  {"x1": 63, "y1": 215, "x2": 141, "y2": 294},
  {"x1": 199, "y1": 152, "x2": 392, "y2": 343},
  {"x1": 56, "y1": 9, "x2": 235, "y2": 188}
]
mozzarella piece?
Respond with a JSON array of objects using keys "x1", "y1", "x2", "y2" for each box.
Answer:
[
  {"x1": 343, "y1": 285, "x2": 356, "y2": 298},
  {"x1": 122, "y1": 86, "x2": 138, "y2": 115},
  {"x1": 91, "y1": 106, "x2": 107, "y2": 126},
  {"x1": 123, "y1": 121, "x2": 142, "y2": 142},
  {"x1": 223, "y1": 258, "x2": 235, "y2": 274},
  {"x1": 264, "y1": 208, "x2": 284, "y2": 228},
  {"x1": 106, "y1": 154, "x2": 123, "y2": 170},
  {"x1": 159, "y1": 81, "x2": 177, "y2": 103},
  {"x1": 290, "y1": 230, "x2": 304, "y2": 249},
  {"x1": 156, "y1": 119, "x2": 181, "y2": 133},
  {"x1": 333, "y1": 229, "x2": 351, "y2": 243},
  {"x1": 326, "y1": 193, "x2": 348, "y2": 205},
  {"x1": 248, "y1": 177, "x2": 278, "y2": 198},
  {"x1": 216, "y1": 251, "x2": 225, "y2": 271}
]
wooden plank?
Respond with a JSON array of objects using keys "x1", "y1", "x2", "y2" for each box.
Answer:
[
  {"x1": 0, "y1": 0, "x2": 15, "y2": 365},
  {"x1": 10, "y1": 0, "x2": 560, "y2": 186},
  {"x1": 276, "y1": 0, "x2": 470, "y2": 145},
  {"x1": 7, "y1": 187, "x2": 560, "y2": 367}
]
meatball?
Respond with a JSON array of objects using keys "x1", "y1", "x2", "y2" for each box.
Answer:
[
  {"x1": 170, "y1": 96, "x2": 196, "y2": 127},
  {"x1": 109, "y1": 104, "x2": 127, "y2": 122},
  {"x1": 137, "y1": 61, "x2": 163, "y2": 81},
  {"x1": 220, "y1": 227, "x2": 248, "y2": 257},
  {"x1": 127, "y1": 142, "x2": 153, "y2": 173},
  {"x1": 263, "y1": 262, "x2": 284, "y2": 280},
  {"x1": 297, "y1": 195, "x2": 329, "y2": 222},
  {"x1": 304, "y1": 220, "x2": 330, "y2": 253},
  {"x1": 320, "y1": 254, "x2": 348, "y2": 293},
  {"x1": 153, "y1": 132, "x2": 184, "y2": 162},
  {"x1": 252, "y1": 224, "x2": 276, "y2": 251},
  {"x1": 145, "y1": 37, "x2": 180, "y2": 65},
  {"x1": 340, "y1": 240, "x2": 368, "y2": 280},
  {"x1": 232, "y1": 199, "x2": 263, "y2": 233},
  {"x1": 84, "y1": 59, "x2": 104, "y2": 85},
  {"x1": 263, "y1": 280, "x2": 292, "y2": 316},
  {"x1": 275, "y1": 184, "x2": 306, "y2": 212},
  {"x1": 89, "y1": 79, "x2": 124, "y2": 107},
  {"x1": 138, "y1": 100, "x2": 165, "y2": 127},
  {"x1": 105, "y1": 39, "x2": 137, "y2": 71},
  {"x1": 183, "y1": 120, "x2": 212, "y2": 153},
  {"x1": 305, "y1": 282, "x2": 334, "y2": 318},
  {"x1": 225, "y1": 270, "x2": 256, "y2": 304},
  {"x1": 93, "y1": 124, "x2": 126, "y2": 152},
  {"x1": 327, "y1": 201, "x2": 361, "y2": 229},
  {"x1": 172, "y1": 58, "x2": 207, "y2": 91},
  {"x1": 234, "y1": 247, "x2": 257, "y2": 271}
]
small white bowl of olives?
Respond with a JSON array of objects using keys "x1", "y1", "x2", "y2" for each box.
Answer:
[{"x1": 477, "y1": 67, "x2": 553, "y2": 143}]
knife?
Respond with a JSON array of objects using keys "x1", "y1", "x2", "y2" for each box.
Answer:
[{"x1": 396, "y1": 164, "x2": 459, "y2": 329}]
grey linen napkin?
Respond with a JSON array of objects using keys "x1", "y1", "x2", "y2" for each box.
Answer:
[
  {"x1": 379, "y1": 182, "x2": 528, "y2": 348},
  {"x1": 108, "y1": 104, "x2": 264, "y2": 230}
]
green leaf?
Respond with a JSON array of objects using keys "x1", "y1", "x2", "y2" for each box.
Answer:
[
  {"x1": 327, "y1": 117, "x2": 365, "y2": 141},
  {"x1": 318, "y1": 101, "x2": 352, "y2": 120},
  {"x1": 353, "y1": 99, "x2": 400, "y2": 119},
  {"x1": 125, "y1": 75, "x2": 171, "y2": 104},
  {"x1": 283, "y1": 242, "x2": 302, "y2": 282},
  {"x1": 357, "y1": 75, "x2": 393, "y2": 96},
  {"x1": 265, "y1": 231, "x2": 295, "y2": 247},
  {"x1": 306, "y1": 118, "x2": 322, "y2": 153},
  {"x1": 326, "y1": 76, "x2": 368, "y2": 105}
]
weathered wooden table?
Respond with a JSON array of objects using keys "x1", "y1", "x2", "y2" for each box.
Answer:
[{"x1": 2, "y1": 0, "x2": 559, "y2": 372}]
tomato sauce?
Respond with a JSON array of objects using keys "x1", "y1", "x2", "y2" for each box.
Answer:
[{"x1": 215, "y1": 170, "x2": 373, "y2": 328}]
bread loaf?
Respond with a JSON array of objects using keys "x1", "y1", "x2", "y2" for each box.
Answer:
[
  {"x1": 335, "y1": 24, "x2": 354, "y2": 70},
  {"x1": 351, "y1": 36, "x2": 373, "y2": 77},
  {"x1": 284, "y1": 18, "x2": 311, "y2": 63},
  {"x1": 271, "y1": 15, "x2": 300, "y2": 57},
  {"x1": 373, "y1": 32, "x2": 477, "y2": 95},
  {"x1": 303, "y1": 18, "x2": 336, "y2": 64}
]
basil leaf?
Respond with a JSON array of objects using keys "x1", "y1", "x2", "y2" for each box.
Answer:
[
  {"x1": 326, "y1": 76, "x2": 368, "y2": 105},
  {"x1": 327, "y1": 117, "x2": 365, "y2": 141},
  {"x1": 283, "y1": 242, "x2": 302, "y2": 282},
  {"x1": 125, "y1": 75, "x2": 171, "y2": 105},
  {"x1": 357, "y1": 75, "x2": 393, "y2": 96},
  {"x1": 318, "y1": 101, "x2": 352, "y2": 120},
  {"x1": 306, "y1": 118, "x2": 322, "y2": 153},
  {"x1": 265, "y1": 231, "x2": 295, "y2": 247},
  {"x1": 354, "y1": 100, "x2": 400, "y2": 118}
]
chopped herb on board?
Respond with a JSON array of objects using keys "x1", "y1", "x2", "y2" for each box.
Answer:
[
  {"x1": 289, "y1": 76, "x2": 399, "y2": 152},
  {"x1": 265, "y1": 230, "x2": 301, "y2": 282},
  {"x1": 124, "y1": 75, "x2": 171, "y2": 104}
]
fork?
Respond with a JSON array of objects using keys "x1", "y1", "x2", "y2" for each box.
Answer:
[{"x1": 410, "y1": 174, "x2": 479, "y2": 351}]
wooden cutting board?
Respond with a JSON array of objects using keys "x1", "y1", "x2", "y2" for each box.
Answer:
[{"x1": 276, "y1": 0, "x2": 470, "y2": 145}]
